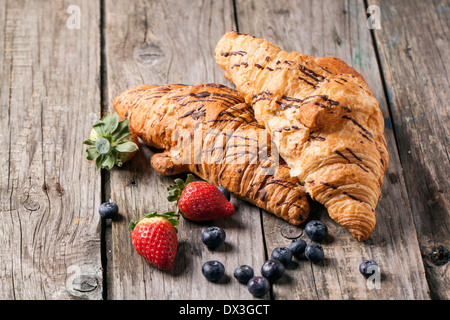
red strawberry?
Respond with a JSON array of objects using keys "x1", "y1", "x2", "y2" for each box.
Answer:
[
  {"x1": 167, "y1": 174, "x2": 235, "y2": 221},
  {"x1": 129, "y1": 211, "x2": 179, "y2": 270}
]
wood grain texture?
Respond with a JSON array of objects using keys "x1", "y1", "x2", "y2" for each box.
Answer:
[
  {"x1": 1, "y1": 0, "x2": 445, "y2": 301},
  {"x1": 0, "y1": 0, "x2": 102, "y2": 299},
  {"x1": 104, "y1": 0, "x2": 267, "y2": 300},
  {"x1": 369, "y1": 0, "x2": 449, "y2": 299},
  {"x1": 235, "y1": 0, "x2": 430, "y2": 299}
]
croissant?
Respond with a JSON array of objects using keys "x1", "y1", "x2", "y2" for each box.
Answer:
[
  {"x1": 113, "y1": 83, "x2": 309, "y2": 225},
  {"x1": 215, "y1": 31, "x2": 389, "y2": 241}
]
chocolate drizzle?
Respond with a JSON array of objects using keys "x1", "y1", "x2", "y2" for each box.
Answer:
[
  {"x1": 359, "y1": 131, "x2": 374, "y2": 143},
  {"x1": 342, "y1": 115, "x2": 374, "y2": 140},
  {"x1": 274, "y1": 126, "x2": 296, "y2": 133},
  {"x1": 221, "y1": 51, "x2": 247, "y2": 57},
  {"x1": 178, "y1": 104, "x2": 206, "y2": 120},
  {"x1": 252, "y1": 90, "x2": 273, "y2": 104},
  {"x1": 310, "y1": 135, "x2": 326, "y2": 141},
  {"x1": 336, "y1": 150, "x2": 351, "y2": 163},
  {"x1": 336, "y1": 148, "x2": 372, "y2": 173},
  {"x1": 171, "y1": 91, "x2": 211, "y2": 102},
  {"x1": 346, "y1": 148, "x2": 362, "y2": 161},
  {"x1": 259, "y1": 189, "x2": 267, "y2": 201},
  {"x1": 298, "y1": 76, "x2": 319, "y2": 89},
  {"x1": 317, "y1": 65, "x2": 333, "y2": 74},
  {"x1": 276, "y1": 100, "x2": 301, "y2": 110},
  {"x1": 280, "y1": 94, "x2": 339, "y2": 107},
  {"x1": 320, "y1": 181, "x2": 338, "y2": 189},
  {"x1": 342, "y1": 191, "x2": 365, "y2": 203},
  {"x1": 320, "y1": 181, "x2": 371, "y2": 205},
  {"x1": 281, "y1": 95, "x2": 303, "y2": 103},
  {"x1": 212, "y1": 92, "x2": 243, "y2": 105},
  {"x1": 356, "y1": 163, "x2": 370, "y2": 173},
  {"x1": 307, "y1": 95, "x2": 339, "y2": 106},
  {"x1": 299, "y1": 65, "x2": 326, "y2": 81},
  {"x1": 231, "y1": 62, "x2": 249, "y2": 69}
]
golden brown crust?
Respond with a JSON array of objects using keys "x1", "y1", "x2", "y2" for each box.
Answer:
[
  {"x1": 215, "y1": 31, "x2": 389, "y2": 240},
  {"x1": 113, "y1": 83, "x2": 309, "y2": 225}
]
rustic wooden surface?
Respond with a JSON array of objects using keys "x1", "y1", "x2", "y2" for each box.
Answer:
[
  {"x1": 368, "y1": 0, "x2": 450, "y2": 300},
  {"x1": 0, "y1": 0, "x2": 103, "y2": 299},
  {"x1": 0, "y1": 0, "x2": 448, "y2": 300}
]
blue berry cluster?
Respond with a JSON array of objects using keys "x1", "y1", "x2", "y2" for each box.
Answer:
[{"x1": 199, "y1": 203, "x2": 379, "y2": 297}]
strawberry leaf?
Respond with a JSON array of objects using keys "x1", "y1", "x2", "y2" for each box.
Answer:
[
  {"x1": 185, "y1": 174, "x2": 195, "y2": 185},
  {"x1": 86, "y1": 147, "x2": 99, "y2": 161},
  {"x1": 175, "y1": 178, "x2": 185, "y2": 190},
  {"x1": 115, "y1": 141, "x2": 138, "y2": 153},
  {"x1": 167, "y1": 192, "x2": 180, "y2": 202},
  {"x1": 96, "y1": 154, "x2": 105, "y2": 170},
  {"x1": 167, "y1": 184, "x2": 181, "y2": 202},
  {"x1": 168, "y1": 218, "x2": 179, "y2": 227},
  {"x1": 167, "y1": 174, "x2": 195, "y2": 202},
  {"x1": 83, "y1": 139, "x2": 95, "y2": 146},
  {"x1": 128, "y1": 219, "x2": 137, "y2": 231},
  {"x1": 129, "y1": 210, "x2": 180, "y2": 231},
  {"x1": 102, "y1": 155, "x2": 115, "y2": 170},
  {"x1": 101, "y1": 113, "x2": 120, "y2": 135},
  {"x1": 92, "y1": 113, "x2": 119, "y2": 137},
  {"x1": 113, "y1": 118, "x2": 133, "y2": 142}
]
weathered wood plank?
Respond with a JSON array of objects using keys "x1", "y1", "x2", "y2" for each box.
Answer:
[
  {"x1": 235, "y1": 0, "x2": 430, "y2": 299},
  {"x1": 369, "y1": 0, "x2": 449, "y2": 299},
  {"x1": 0, "y1": 0, "x2": 102, "y2": 299},
  {"x1": 104, "y1": 0, "x2": 267, "y2": 300}
]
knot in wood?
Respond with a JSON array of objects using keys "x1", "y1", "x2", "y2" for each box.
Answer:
[
  {"x1": 135, "y1": 43, "x2": 164, "y2": 65},
  {"x1": 72, "y1": 275, "x2": 99, "y2": 293},
  {"x1": 23, "y1": 199, "x2": 40, "y2": 211},
  {"x1": 281, "y1": 225, "x2": 302, "y2": 239}
]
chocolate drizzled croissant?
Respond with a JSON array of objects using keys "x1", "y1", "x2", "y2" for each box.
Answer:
[
  {"x1": 113, "y1": 83, "x2": 309, "y2": 225},
  {"x1": 215, "y1": 31, "x2": 389, "y2": 240}
]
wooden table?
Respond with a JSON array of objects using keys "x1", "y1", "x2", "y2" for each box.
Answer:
[{"x1": 0, "y1": 0, "x2": 448, "y2": 300}]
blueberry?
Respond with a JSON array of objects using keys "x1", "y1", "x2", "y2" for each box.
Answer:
[
  {"x1": 202, "y1": 260, "x2": 225, "y2": 282},
  {"x1": 305, "y1": 220, "x2": 328, "y2": 241},
  {"x1": 270, "y1": 247, "x2": 292, "y2": 266},
  {"x1": 430, "y1": 245, "x2": 450, "y2": 266},
  {"x1": 217, "y1": 186, "x2": 231, "y2": 201},
  {"x1": 247, "y1": 276, "x2": 270, "y2": 297},
  {"x1": 234, "y1": 265, "x2": 254, "y2": 284},
  {"x1": 201, "y1": 227, "x2": 226, "y2": 250},
  {"x1": 261, "y1": 259, "x2": 285, "y2": 282},
  {"x1": 289, "y1": 239, "x2": 307, "y2": 258},
  {"x1": 359, "y1": 260, "x2": 379, "y2": 278},
  {"x1": 305, "y1": 242, "x2": 324, "y2": 263},
  {"x1": 99, "y1": 201, "x2": 119, "y2": 219}
]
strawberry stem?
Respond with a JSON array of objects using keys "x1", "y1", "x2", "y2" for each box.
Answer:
[
  {"x1": 128, "y1": 210, "x2": 180, "y2": 231},
  {"x1": 167, "y1": 174, "x2": 195, "y2": 202},
  {"x1": 95, "y1": 137, "x2": 111, "y2": 154},
  {"x1": 83, "y1": 113, "x2": 138, "y2": 170}
]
